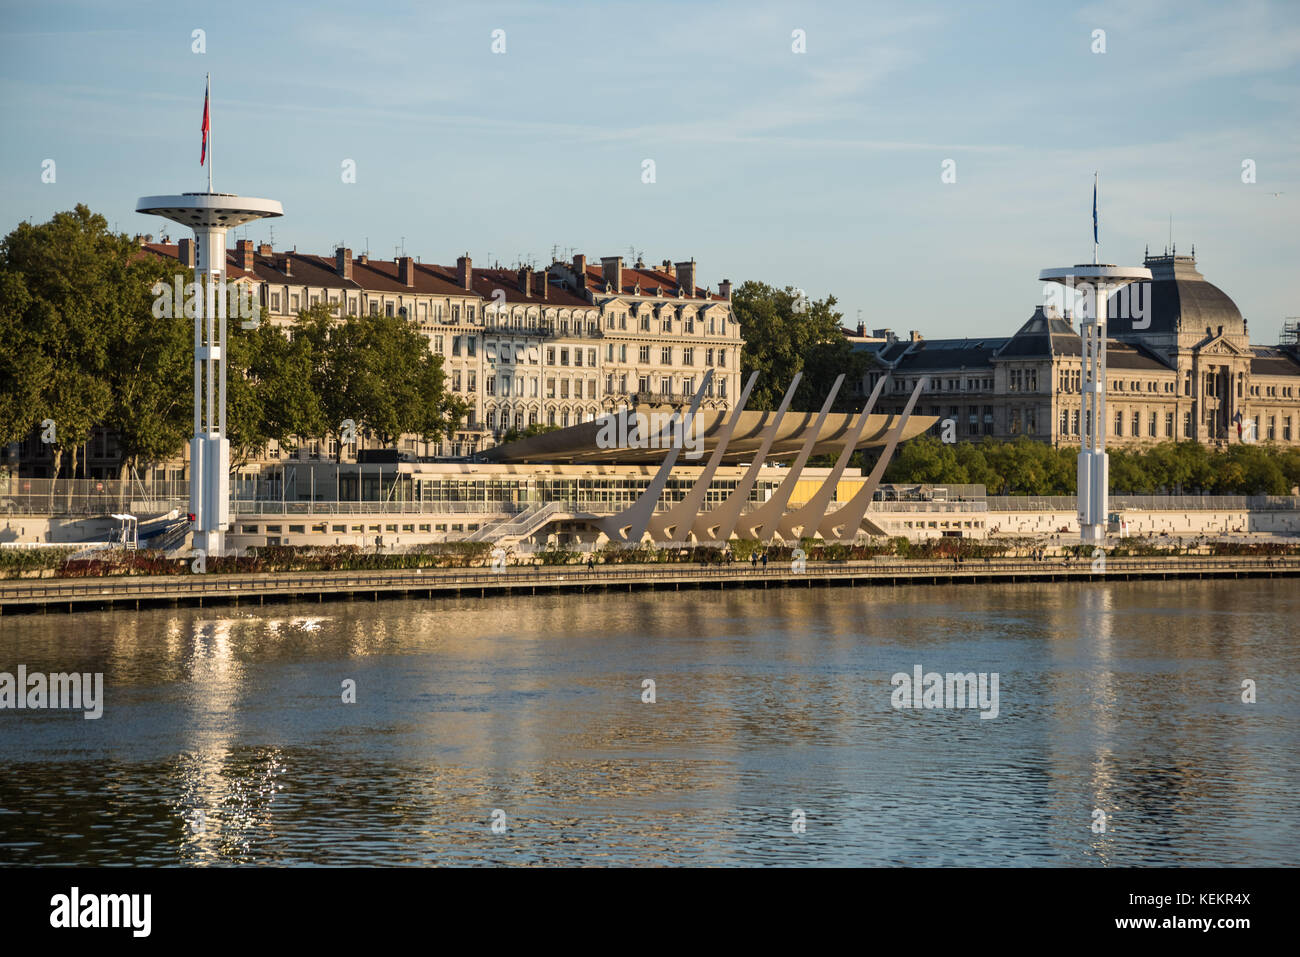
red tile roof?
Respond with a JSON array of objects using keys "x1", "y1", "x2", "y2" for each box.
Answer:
[{"x1": 581, "y1": 264, "x2": 722, "y2": 300}]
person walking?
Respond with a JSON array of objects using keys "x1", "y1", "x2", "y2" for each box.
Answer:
[
  {"x1": 750, "y1": 551, "x2": 757, "y2": 570},
  {"x1": 761, "y1": 552, "x2": 768, "y2": 569}
]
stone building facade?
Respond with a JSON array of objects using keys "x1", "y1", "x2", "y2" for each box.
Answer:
[{"x1": 860, "y1": 251, "x2": 1300, "y2": 448}]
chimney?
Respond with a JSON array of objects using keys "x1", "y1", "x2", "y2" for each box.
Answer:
[
  {"x1": 661, "y1": 260, "x2": 676, "y2": 279},
  {"x1": 675, "y1": 260, "x2": 697, "y2": 296},
  {"x1": 357, "y1": 252, "x2": 368, "y2": 265},
  {"x1": 335, "y1": 247, "x2": 352, "y2": 280},
  {"x1": 857, "y1": 322, "x2": 866, "y2": 336},
  {"x1": 909, "y1": 330, "x2": 923, "y2": 342},
  {"x1": 397, "y1": 256, "x2": 414, "y2": 287},
  {"x1": 518, "y1": 267, "x2": 532, "y2": 298},
  {"x1": 572, "y1": 253, "x2": 587, "y2": 281},
  {"x1": 457, "y1": 254, "x2": 472, "y2": 290},
  {"x1": 178, "y1": 238, "x2": 195, "y2": 268},
  {"x1": 601, "y1": 256, "x2": 623, "y2": 293},
  {"x1": 280, "y1": 256, "x2": 292, "y2": 277},
  {"x1": 534, "y1": 271, "x2": 549, "y2": 300},
  {"x1": 258, "y1": 242, "x2": 272, "y2": 257},
  {"x1": 236, "y1": 239, "x2": 254, "y2": 272},
  {"x1": 719, "y1": 278, "x2": 732, "y2": 301}
]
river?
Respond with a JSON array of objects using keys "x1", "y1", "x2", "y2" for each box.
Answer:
[{"x1": 1, "y1": 578, "x2": 1296, "y2": 865}]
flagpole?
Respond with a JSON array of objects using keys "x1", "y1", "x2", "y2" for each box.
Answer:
[
  {"x1": 1092, "y1": 171, "x2": 1098, "y2": 265},
  {"x1": 206, "y1": 73, "x2": 212, "y2": 193}
]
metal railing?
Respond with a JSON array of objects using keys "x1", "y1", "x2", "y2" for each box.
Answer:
[
  {"x1": 230, "y1": 500, "x2": 525, "y2": 517},
  {"x1": 3, "y1": 556, "x2": 1297, "y2": 604},
  {"x1": 987, "y1": 495, "x2": 1300, "y2": 511},
  {"x1": 0, "y1": 477, "x2": 188, "y2": 517}
]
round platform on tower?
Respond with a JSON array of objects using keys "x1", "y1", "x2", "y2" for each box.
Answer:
[{"x1": 135, "y1": 192, "x2": 283, "y2": 228}]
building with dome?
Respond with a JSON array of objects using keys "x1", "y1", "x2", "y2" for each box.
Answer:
[{"x1": 859, "y1": 250, "x2": 1300, "y2": 447}]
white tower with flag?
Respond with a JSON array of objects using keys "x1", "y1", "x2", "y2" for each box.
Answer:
[
  {"x1": 1039, "y1": 174, "x2": 1150, "y2": 546},
  {"x1": 137, "y1": 75, "x2": 282, "y2": 558}
]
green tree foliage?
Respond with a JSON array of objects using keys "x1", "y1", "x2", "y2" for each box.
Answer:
[
  {"x1": 296, "y1": 305, "x2": 468, "y2": 459},
  {"x1": 878, "y1": 435, "x2": 1300, "y2": 496},
  {"x1": 500, "y1": 423, "x2": 559, "y2": 445},
  {"x1": 0, "y1": 205, "x2": 181, "y2": 495},
  {"x1": 226, "y1": 308, "x2": 324, "y2": 468},
  {"x1": 1, "y1": 207, "x2": 468, "y2": 480},
  {"x1": 732, "y1": 281, "x2": 872, "y2": 412}
]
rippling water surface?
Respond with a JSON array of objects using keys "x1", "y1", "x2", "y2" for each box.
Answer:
[{"x1": 1, "y1": 579, "x2": 1297, "y2": 865}]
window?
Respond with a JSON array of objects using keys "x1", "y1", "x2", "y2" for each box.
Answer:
[
  {"x1": 683, "y1": 348, "x2": 694, "y2": 366},
  {"x1": 547, "y1": 378, "x2": 556, "y2": 398},
  {"x1": 718, "y1": 349, "x2": 726, "y2": 367},
  {"x1": 1184, "y1": 411, "x2": 1193, "y2": 438},
  {"x1": 706, "y1": 348, "x2": 714, "y2": 366},
  {"x1": 468, "y1": 371, "x2": 476, "y2": 392},
  {"x1": 1060, "y1": 409, "x2": 1069, "y2": 435},
  {"x1": 1148, "y1": 412, "x2": 1157, "y2": 437},
  {"x1": 486, "y1": 376, "x2": 496, "y2": 396},
  {"x1": 547, "y1": 348, "x2": 555, "y2": 364},
  {"x1": 638, "y1": 375, "x2": 649, "y2": 393},
  {"x1": 1114, "y1": 411, "x2": 1123, "y2": 436},
  {"x1": 1165, "y1": 412, "x2": 1173, "y2": 437},
  {"x1": 638, "y1": 345, "x2": 651, "y2": 363},
  {"x1": 661, "y1": 346, "x2": 672, "y2": 364},
  {"x1": 385, "y1": 302, "x2": 394, "y2": 317},
  {"x1": 1132, "y1": 411, "x2": 1140, "y2": 436},
  {"x1": 270, "y1": 292, "x2": 281, "y2": 311}
]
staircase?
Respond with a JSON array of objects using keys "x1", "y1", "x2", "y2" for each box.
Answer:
[
  {"x1": 144, "y1": 519, "x2": 191, "y2": 554},
  {"x1": 466, "y1": 501, "x2": 567, "y2": 544}
]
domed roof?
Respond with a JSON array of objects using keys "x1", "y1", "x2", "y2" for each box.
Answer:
[{"x1": 1107, "y1": 252, "x2": 1244, "y2": 337}]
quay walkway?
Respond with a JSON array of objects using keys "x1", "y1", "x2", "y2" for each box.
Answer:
[{"x1": 1, "y1": 556, "x2": 1298, "y2": 615}]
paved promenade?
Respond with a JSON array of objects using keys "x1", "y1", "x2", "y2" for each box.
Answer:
[{"x1": 2, "y1": 556, "x2": 1298, "y2": 614}]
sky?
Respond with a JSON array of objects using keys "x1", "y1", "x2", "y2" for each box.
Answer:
[{"x1": 1, "y1": 0, "x2": 1297, "y2": 341}]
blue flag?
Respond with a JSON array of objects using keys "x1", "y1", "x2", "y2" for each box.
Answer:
[{"x1": 1092, "y1": 176, "x2": 1098, "y2": 245}]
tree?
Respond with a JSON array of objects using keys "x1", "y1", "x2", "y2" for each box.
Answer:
[
  {"x1": 501, "y1": 423, "x2": 558, "y2": 445},
  {"x1": 225, "y1": 311, "x2": 324, "y2": 468},
  {"x1": 0, "y1": 207, "x2": 124, "y2": 502},
  {"x1": 297, "y1": 305, "x2": 467, "y2": 459},
  {"x1": 732, "y1": 281, "x2": 871, "y2": 412}
]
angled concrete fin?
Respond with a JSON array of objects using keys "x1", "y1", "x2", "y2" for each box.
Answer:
[
  {"x1": 693, "y1": 372, "x2": 802, "y2": 543},
  {"x1": 736, "y1": 374, "x2": 844, "y2": 542},
  {"x1": 649, "y1": 370, "x2": 758, "y2": 544},
  {"x1": 819, "y1": 375, "x2": 928, "y2": 541},
  {"x1": 596, "y1": 369, "x2": 713, "y2": 544},
  {"x1": 775, "y1": 374, "x2": 888, "y2": 541}
]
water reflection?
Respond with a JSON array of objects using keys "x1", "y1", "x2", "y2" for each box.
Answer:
[{"x1": 0, "y1": 579, "x2": 1296, "y2": 865}]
